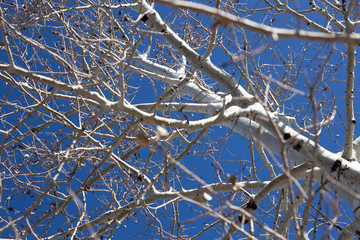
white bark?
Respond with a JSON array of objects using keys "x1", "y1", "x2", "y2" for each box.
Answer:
[
  {"x1": 1, "y1": 0, "x2": 359, "y2": 239},
  {"x1": 135, "y1": 0, "x2": 360, "y2": 210}
]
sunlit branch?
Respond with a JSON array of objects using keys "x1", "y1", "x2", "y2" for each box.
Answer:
[
  {"x1": 342, "y1": 43, "x2": 356, "y2": 161},
  {"x1": 0, "y1": 64, "x2": 254, "y2": 130},
  {"x1": 154, "y1": 0, "x2": 360, "y2": 43},
  {"x1": 1, "y1": 0, "x2": 360, "y2": 238},
  {"x1": 44, "y1": 179, "x2": 268, "y2": 240},
  {"x1": 0, "y1": 9, "x2": 15, "y2": 67},
  {"x1": 255, "y1": 142, "x2": 276, "y2": 178},
  {"x1": 42, "y1": 3, "x2": 138, "y2": 19},
  {"x1": 276, "y1": 180, "x2": 310, "y2": 238},
  {"x1": 354, "y1": 137, "x2": 360, "y2": 161},
  {"x1": 337, "y1": 217, "x2": 360, "y2": 240},
  {"x1": 272, "y1": 0, "x2": 345, "y2": 31},
  {"x1": 202, "y1": 0, "x2": 220, "y2": 60},
  {"x1": 0, "y1": 65, "x2": 110, "y2": 106},
  {"x1": 272, "y1": 0, "x2": 332, "y2": 33},
  {"x1": 223, "y1": 164, "x2": 318, "y2": 240},
  {"x1": 136, "y1": 102, "x2": 221, "y2": 114},
  {"x1": 137, "y1": 1, "x2": 254, "y2": 102}
]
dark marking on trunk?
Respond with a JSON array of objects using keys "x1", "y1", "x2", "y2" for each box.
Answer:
[
  {"x1": 331, "y1": 159, "x2": 341, "y2": 172},
  {"x1": 246, "y1": 199, "x2": 257, "y2": 210},
  {"x1": 141, "y1": 14, "x2": 148, "y2": 22},
  {"x1": 284, "y1": 133, "x2": 291, "y2": 140}
]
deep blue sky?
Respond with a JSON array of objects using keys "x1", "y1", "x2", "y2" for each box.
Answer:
[{"x1": 0, "y1": 0, "x2": 359, "y2": 239}]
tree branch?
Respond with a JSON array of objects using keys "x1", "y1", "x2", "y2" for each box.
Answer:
[{"x1": 154, "y1": 0, "x2": 360, "y2": 43}]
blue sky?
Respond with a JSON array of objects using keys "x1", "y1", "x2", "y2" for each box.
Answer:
[{"x1": 0, "y1": 0, "x2": 359, "y2": 239}]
